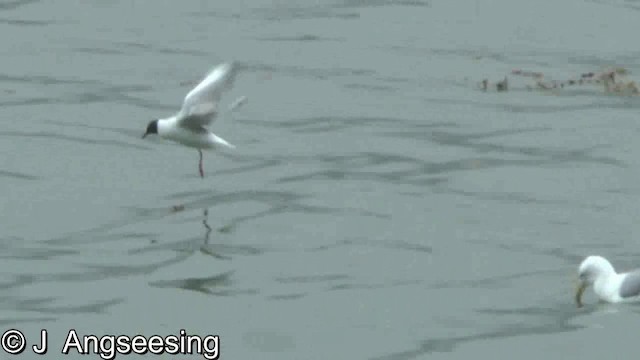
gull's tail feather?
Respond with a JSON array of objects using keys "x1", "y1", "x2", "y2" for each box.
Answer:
[{"x1": 211, "y1": 134, "x2": 236, "y2": 150}]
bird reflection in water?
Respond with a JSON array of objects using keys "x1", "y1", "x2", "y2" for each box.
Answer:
[
  {"x1": 200, "y1": 208, "x2": 231, "y2": 260},
  {"x1": 168, "y1": 204, "x2": 231, "y2": 260}
]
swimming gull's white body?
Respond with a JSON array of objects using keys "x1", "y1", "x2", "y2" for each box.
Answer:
[{"x1": 575, "y1": 255, "x2": 640, "y2": 307}]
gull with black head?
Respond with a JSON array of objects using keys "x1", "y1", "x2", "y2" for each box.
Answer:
[{"x1": 142, "y1": 62, "x2": 246, "y2": 178}]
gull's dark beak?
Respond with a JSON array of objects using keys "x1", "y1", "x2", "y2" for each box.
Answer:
[
  {"x1": 142, "y1": 119, "x2": 158, "y2": 139},
  {"x1": 575, "y1": 280, "x2": 587, "y2": 308}
]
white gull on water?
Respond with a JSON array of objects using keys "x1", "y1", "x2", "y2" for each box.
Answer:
[
  {"x1": 575, "y1": 255, "x2": 640, "y2": 307},
  {"x1": 142, "y1": 62, "x2": 247, "y2": 178}
]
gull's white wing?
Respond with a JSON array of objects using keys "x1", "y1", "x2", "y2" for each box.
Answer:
[{"x1": 178, "y1": 62, "x2": 238, "y2": 129}]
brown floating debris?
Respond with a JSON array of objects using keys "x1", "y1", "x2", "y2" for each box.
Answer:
[
  {"x1": 511, "y1": 69, "x2": 544, "y2": 79},
  {"x1": 479, "y1": 77, "x2": 508, "y2": 92},
  {"x1": 482, "y1": 67, "x2": 638, "y2": 96},
  {"x1": 496, "y1": 77, "x2": 508, "y2": 92},
  {"x1": 171, "y1": 204, "x2": 185, "y2": 213}
]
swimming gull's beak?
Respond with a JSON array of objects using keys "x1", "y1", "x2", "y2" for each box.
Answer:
[{"x1": 575, "y1": 280, "x2": 588, "y2": 308}]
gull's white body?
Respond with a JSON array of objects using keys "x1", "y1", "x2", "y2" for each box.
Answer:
[
  {"x1": 157, "y1": 116, "x2": 234, "y2": 150},
  {"x1": 576, "y1": 256, "x2": 640, "y2": 305},
  {"x1": 591, "y1": 269, "x2": 625, "y2": 303}
]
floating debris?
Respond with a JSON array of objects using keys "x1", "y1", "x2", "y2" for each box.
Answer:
[
  {"x1": 480, "y1": 67, "x2": 638, "y2": 96},
  {"x1": 171, "y1": 204, "x2": 185, "y2": 213},
  {"x1": 511, "y1": 69, "x2": 544, "y2": 79},
  {"x1": 496, "y1": 76, "x2": 508, "y2": 92},
  {"x1": 479, "y1": 76, "x2": 508, "y2": 92}
]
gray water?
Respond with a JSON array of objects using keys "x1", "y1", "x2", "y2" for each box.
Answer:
[{"x1": 2, "y1": 0, "x2": 640, "y2": 359}]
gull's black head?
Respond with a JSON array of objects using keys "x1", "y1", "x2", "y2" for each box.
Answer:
[{"x1": 142, "y1": 119, "x2": 158, "y2": 139}]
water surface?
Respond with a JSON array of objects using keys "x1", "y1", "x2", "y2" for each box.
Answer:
[{"x1": 2, "y1": 0, "x2": 640, "y2": 359}]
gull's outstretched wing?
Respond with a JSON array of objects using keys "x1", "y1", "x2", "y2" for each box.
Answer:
[
  {"x1": 178, "y1": 62, "x2": 238, "y2": 129},
  {"x1": 619, "y1": 271, "x2": 640, "y2": 298}
]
